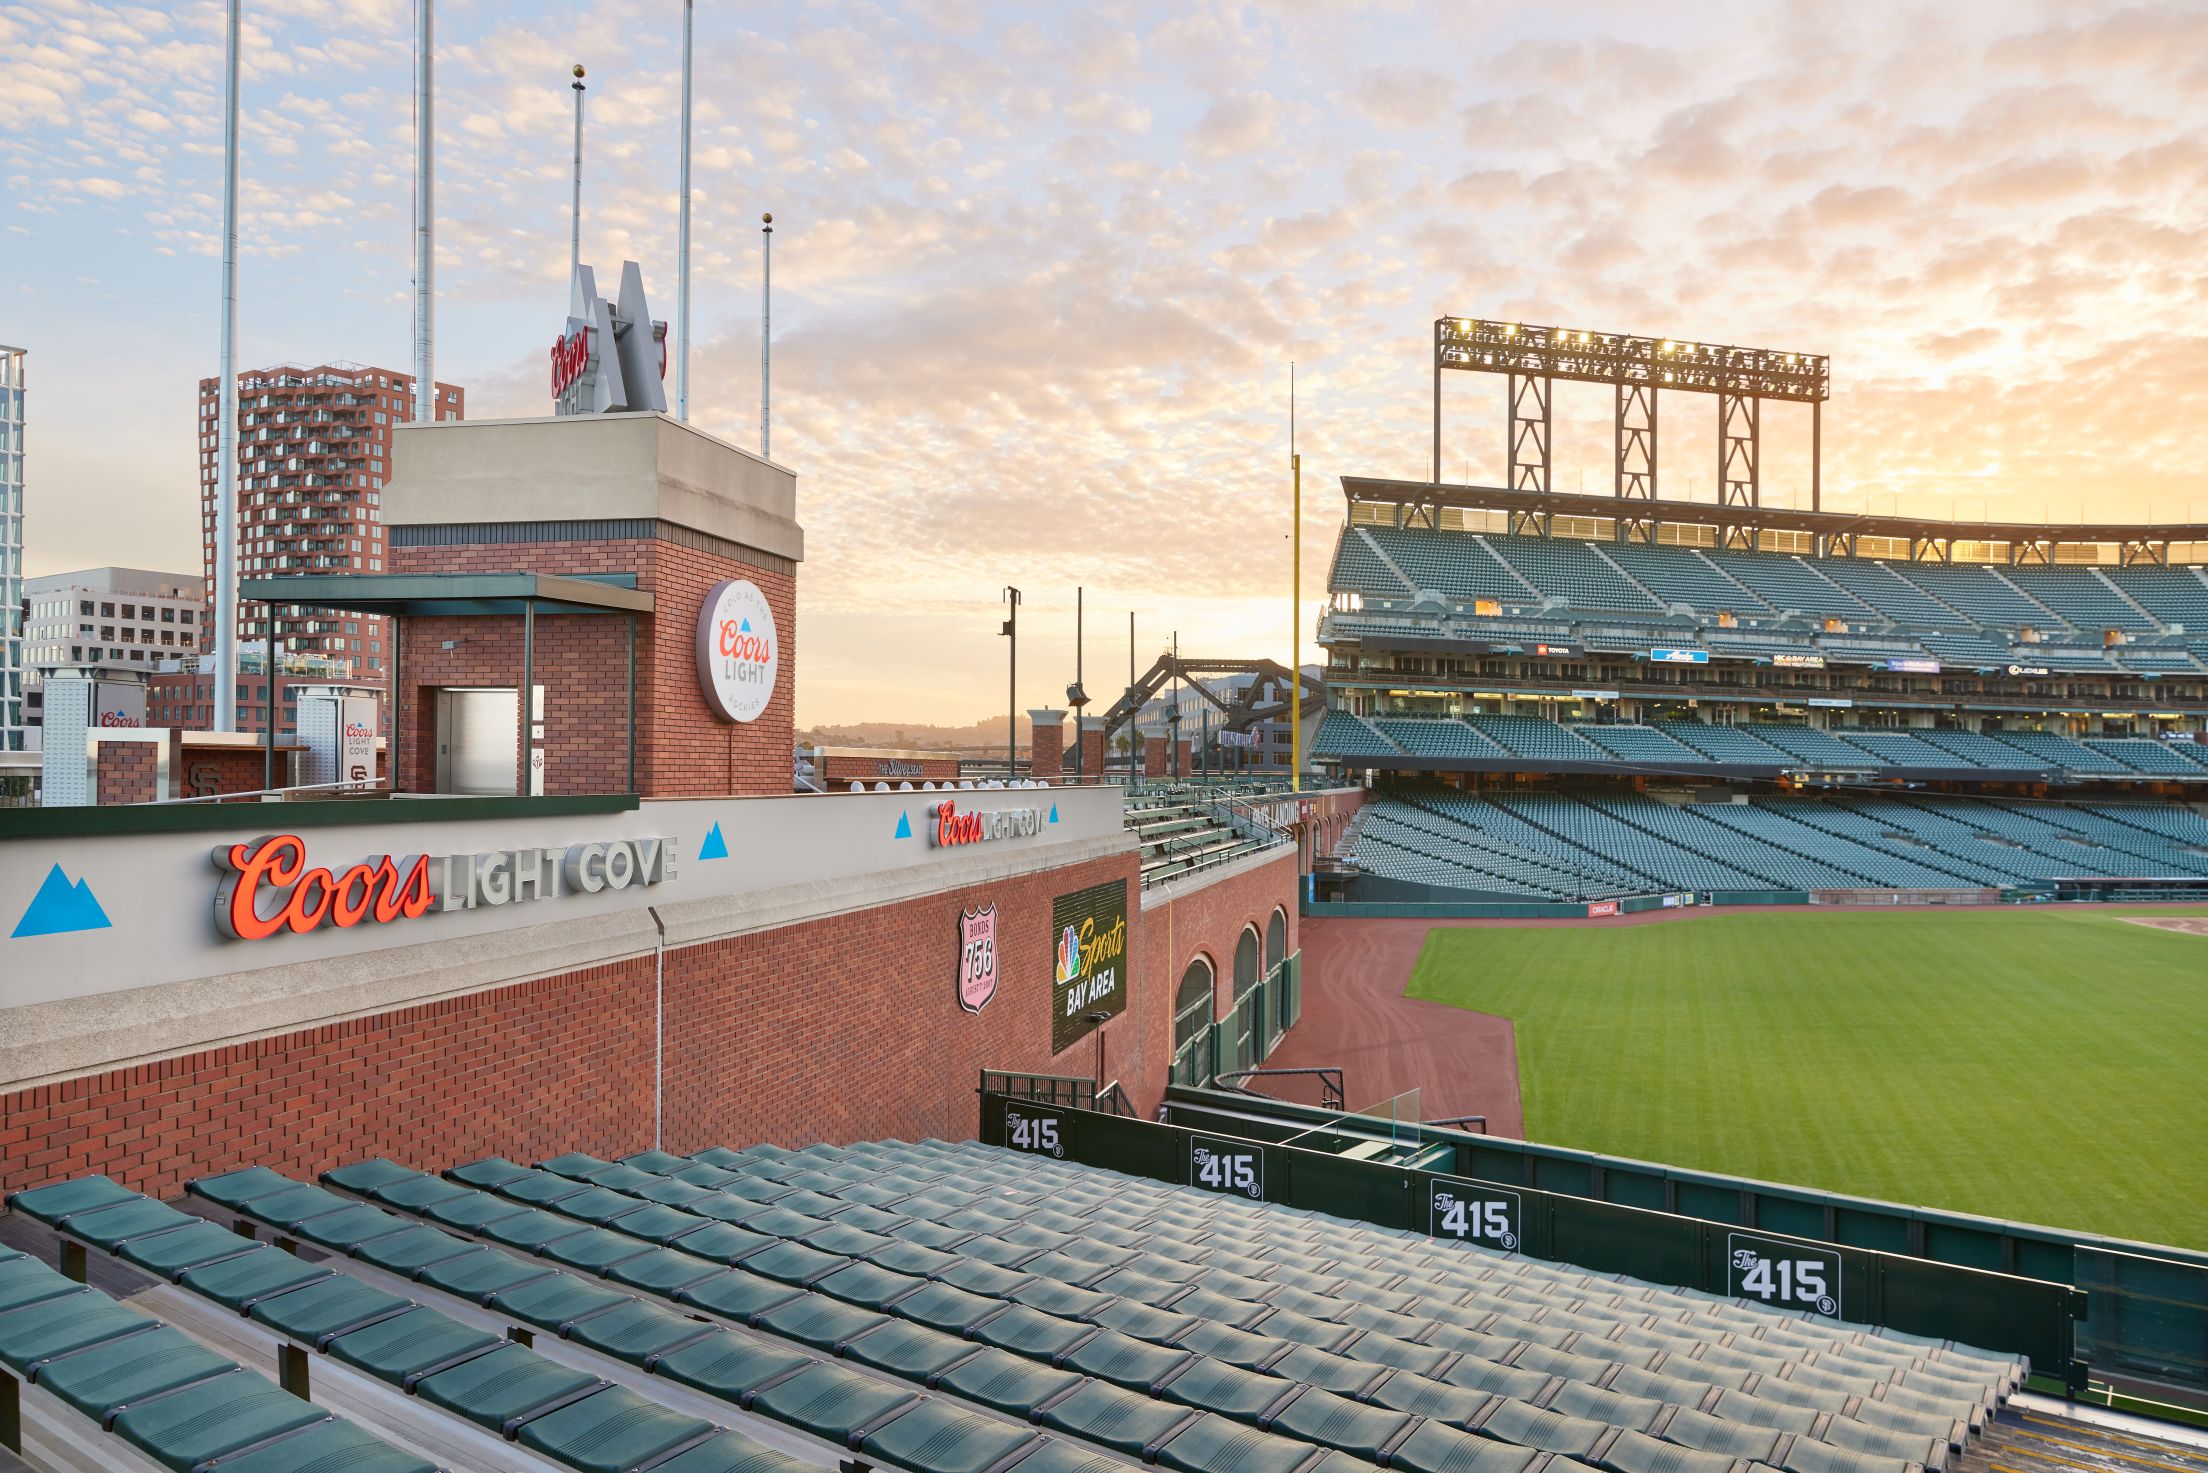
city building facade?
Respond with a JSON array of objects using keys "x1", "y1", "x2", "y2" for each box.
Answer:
[
  {"x1": 0, "y1": 346, "x2": 24, "y2": 750},
  {"x1": 197, "y1": 362, "x2": 462, "y2": 682},
  {"x1": 20, "y1": 567, "x2": 201, "y2": 728}
]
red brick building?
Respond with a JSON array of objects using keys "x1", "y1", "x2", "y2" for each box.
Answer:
[{"x1": 198, "y1": 363, "x2": 464, "y2": 682}]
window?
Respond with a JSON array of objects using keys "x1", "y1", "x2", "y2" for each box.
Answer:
[
  {"x1": 78, "y1": 600, "x2": 91, "y2": 615},
  {"x1": 1265, "y1": 908, "x2": 1287, "y2": 971},
  {"x1": 1173, "y1": 959, "x2": 1216, "y2": 1084}
]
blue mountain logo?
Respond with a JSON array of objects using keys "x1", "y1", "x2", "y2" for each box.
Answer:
[
  {"x1": 698, "y1": 822, "x2": 730, "y2": 861},
  {"x1": 1048, "y1": 804, "x2": 1059, "y2": 824},
  {"x1": 11, "y1": 864, "x2": 112, "y2": 939},
  {"x1": 739, "y1": 618, "x2": 752, "y2": 633},
  {"x1": 894, "y1": 812, "x2": 914, "y2": 839}
]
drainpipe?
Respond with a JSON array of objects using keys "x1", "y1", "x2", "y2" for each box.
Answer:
[{"x1": 647, "y1": 906, "x2": 666, "y2": 1151}]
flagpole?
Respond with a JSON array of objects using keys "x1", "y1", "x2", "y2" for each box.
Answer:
[
  {"x1": 675, "y1": 0, "x2": 693, "y2": 421},
  {"x1": 760, "y1": 213, "x2": 773, "y2": 458},
  {"x1": 1290, "y1": 361, "x2": 1300, "y2": 792},
  {"x1": 213, "y1": 0, "x2": 242, "y2": 731},
  {"x1": 412, "y1": 0, "x2": 434, "y2": 423},
  {"x1": 569, "y1": 65, "x2": 586, "y2": 283}
]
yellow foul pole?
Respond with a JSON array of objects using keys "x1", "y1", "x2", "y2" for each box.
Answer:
[{"x1": 1290, "y1": 447, "x2": 1301, "y2": 794}]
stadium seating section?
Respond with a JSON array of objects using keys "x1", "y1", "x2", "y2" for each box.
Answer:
[
  {"x1": 1345, "y1": 790, "x2": 2208, "y2": 899},
  {"x1": 4, "y1": 1135, "x2": 2030, "y2": 1473},
  {"x1": 1128, "y1": 792, "x2": 1285, "y2": 886},
  {"x1": 1312, "y1": 714, "x2": 2208, "y2": 782},
  {"x1": 1325, "y1": 526, "x2": 2208, "y2": 678}
]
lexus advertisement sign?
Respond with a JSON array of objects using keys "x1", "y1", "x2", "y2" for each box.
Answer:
[{"x1": 1051, "y1": 877, "x2": 1129, "y2": 1052}]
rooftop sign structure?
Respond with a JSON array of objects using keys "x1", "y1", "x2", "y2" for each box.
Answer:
[{"x1": 552, "y1": 260, "x2": 668, "y2": 416}]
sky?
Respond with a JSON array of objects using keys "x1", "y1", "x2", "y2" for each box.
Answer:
[{"x1": 6, "y1": 0, "x2": 2207, "y2": 725}]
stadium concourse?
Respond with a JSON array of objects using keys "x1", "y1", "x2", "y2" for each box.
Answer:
[{"x1": 1312, "y1": 481, "x2": 2208, "y2": 909}]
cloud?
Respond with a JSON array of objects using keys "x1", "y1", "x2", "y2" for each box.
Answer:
[{"x1": 1188, "y1": 90, "x2": 1276, "y2": 159}]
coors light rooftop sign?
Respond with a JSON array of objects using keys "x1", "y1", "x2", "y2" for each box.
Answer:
[{"x1": 550, "y1": 260, "x2": 669, "y2": 416}]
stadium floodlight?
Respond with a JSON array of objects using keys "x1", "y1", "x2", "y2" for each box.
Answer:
[{"x1": 1433, "y1": 317, "x2": 1831, "y2": 514}]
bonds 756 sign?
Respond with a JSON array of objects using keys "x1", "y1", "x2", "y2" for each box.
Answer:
[
  {"x1": 1187, "y1": 1137, "x2": 1265, "y2": 1200},
  {"x1": 1427, "y1": 1177, "x2": 1522, "y2": 1251},
  {"x1": 696, "y1": 579, "x2": 779, "y2": 723},
  {"x1": 1726, "y1": 1233, "x2": 1842, "y2": 1317},
  {"x1": 1050, "y1": 878, "x2": 1128, "y2": 1052}
]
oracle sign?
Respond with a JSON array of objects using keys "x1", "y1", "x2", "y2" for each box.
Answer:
[{"x1": 696, "y1": 579, "x2": 779, "y2": 723}]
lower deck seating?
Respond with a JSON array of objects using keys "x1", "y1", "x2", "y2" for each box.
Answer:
[{"x1": 0, "y1": 1228, "x2": 436, "y2": 1473}]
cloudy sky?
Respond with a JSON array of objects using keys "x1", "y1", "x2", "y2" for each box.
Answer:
[{"x1": 8, "y1": 0, "x2": 2207, "y2": 723}]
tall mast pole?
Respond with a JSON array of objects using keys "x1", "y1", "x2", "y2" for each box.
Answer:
[
  {"x1": 213, "y1": 0, "x2": 242, "y2": 732},
  {"x1": 1290, "y1": 361, "x2": 1301, "y2": 792},
  {"x1": 412, "y1": 0, "x2": 434, "y2": 423},
  {"x1": 676, "y1": 0, "x2": 693, "y2": 421},
  {"x1": 569, "y1": 65, "x2": 586, "y2": 283},
  {"x1": 761, "y1": 214, "x2": 773, "y2": 458}
]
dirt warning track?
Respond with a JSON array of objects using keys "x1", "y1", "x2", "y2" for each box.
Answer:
[{"x1": 1259, "y1": 917, "x2": 1525, "y2": 1138}]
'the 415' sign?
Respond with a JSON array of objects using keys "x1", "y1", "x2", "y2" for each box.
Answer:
[
  {"x1": 1000, "y1": 1104, "x2": 1065, "y2": 1159},
  {"x1": 1427, "y1": 1177, "x2": 1521, "y2": 1252},
  {"x1": 1186, "y1": 1137, "x2": 1265, "y2": 1201},
  {"x1": 1726, "y1": 1232, "x2": 1842, "y2": 1317}
]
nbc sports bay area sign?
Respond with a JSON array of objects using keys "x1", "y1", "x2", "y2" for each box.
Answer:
[
  {"x1": 1427, "y1": 1177, "x2": 1522, "y2": 1251},
  {"x1": 696, "y1": 579, "x2": 779, "y2": 723},
  {"x1": 1725, "y1": 1232, "x2": 1842, "y2": 1317},
  {"x1": 1050, "y1": 877, "x2": 1129, "y2": 1052},
  {"x1": 1187, "y1": 1136, "x2": 1265, "y2": 1201}
]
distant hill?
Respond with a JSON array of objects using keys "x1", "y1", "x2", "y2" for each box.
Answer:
[{"x1": 799, "y1": 715, "x2": 1030, "y2": 752}]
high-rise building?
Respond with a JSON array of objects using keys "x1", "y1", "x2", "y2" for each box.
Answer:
[
  {"x1": 197, "y1": 362, "x2": 463, "y2": 681},
  {"x1": 0, "y1": 345, "x2": 24, "y2": 751},
  {"x1": 19, "y1": 566, "x2": 202, "y2": 728}
]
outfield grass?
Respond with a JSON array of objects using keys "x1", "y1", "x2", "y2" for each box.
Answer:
[{"x1": 1406, "y1": 907, "x2": 2208, "y2": 1252}]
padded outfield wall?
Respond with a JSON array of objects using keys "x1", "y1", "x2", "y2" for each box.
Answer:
[{"x1": 0, "y1": 785, "x2": 1298, "y2": 1201}]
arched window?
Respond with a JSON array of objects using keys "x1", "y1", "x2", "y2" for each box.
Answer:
[
  {"x1": 1173, "y1": 958, "x2": 1216, "y2": 1085},
  {"x1": 1265, "y1": 908, "x2": 1287, "y2": 971},
  {"x1": 1233, "y1": 926, "x2": 1262, "y2": 999}
]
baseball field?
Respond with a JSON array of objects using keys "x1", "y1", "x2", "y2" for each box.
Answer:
[{"x1": 1406, "y1": 906, "x2": 2208, "y2": 1251}]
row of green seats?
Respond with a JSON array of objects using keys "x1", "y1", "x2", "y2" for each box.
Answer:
[{"x1": 0, "y1": 1227, "x2": 435, "y2": 1473}]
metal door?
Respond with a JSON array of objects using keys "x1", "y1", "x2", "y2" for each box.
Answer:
[{"x1": 435, "y1": 687, "x2": 518, "y2": 795}]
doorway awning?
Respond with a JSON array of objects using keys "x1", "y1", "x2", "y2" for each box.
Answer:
[{"x1": 238, "y1": 571, "x2": 654, "y2": 618}]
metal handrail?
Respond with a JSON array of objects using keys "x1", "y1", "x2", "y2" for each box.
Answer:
[
  {"x1": 1214, "y1": 1066, "x2": 1344, "y2": 1111},
  {"x1": 1425, "y1": 1113, "x2": 1489, "y2": 1134},
  {"x1": 164, "y1": 779, "x2": 391, "y2": 805}
]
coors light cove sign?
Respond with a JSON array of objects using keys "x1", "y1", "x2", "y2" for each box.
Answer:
[
  {"x1": 697, "y1": 580, "x2": 779, "y2": 723},
  {"x1": 550, "y1": 260, "x2": 668, "y2": 416}
]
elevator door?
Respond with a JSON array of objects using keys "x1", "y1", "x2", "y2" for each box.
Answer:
[{"x1": 435, "y1": 687, "x2": 518, "y2": 795}]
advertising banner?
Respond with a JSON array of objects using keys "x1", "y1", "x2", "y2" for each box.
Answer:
[
  {"x1": 1650, "y1": 647, "x2": 1710, "y2": 665},
  {"x1": 1051, "y1": 877, "x2": 1129, "y2": 1052}
]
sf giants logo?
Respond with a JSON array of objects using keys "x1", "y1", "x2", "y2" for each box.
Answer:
[{"x1": 957, "y1": 905, "x2": 998, "y2": 1014}]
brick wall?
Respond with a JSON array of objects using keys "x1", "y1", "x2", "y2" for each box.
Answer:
[
  {"x1": 1030, "y1": 720, "x2": 1063, "y2": 780},
  {"x1": 92, "y1": 743, "x2": 161, "y2": 805},
  {"x1": 1077, "y1": 725, "x2": 1105, "y2": 779},
  {"x1": 1143, "y1": 734, "x2": 1166, "y2": 777},
  {"x1": 180, "y1": 746, "x2": 282, "y2": 799},
  {"x1": 391, "y1": 533, "x2": 795, "y2": 798},
  {"x1": 1119, "y1": 850, "x2": 1299, "y2": 1116},
  {"x1": 0, "y1": 847, "x2": 1148, "y2": 1201}
]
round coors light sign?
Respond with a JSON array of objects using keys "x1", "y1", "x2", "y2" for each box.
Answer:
[{"x1": 697, "y1": 579, "x2": 779, "y2": 723}]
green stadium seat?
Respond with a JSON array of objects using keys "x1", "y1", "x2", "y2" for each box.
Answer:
[
  {"x1": 484, "y1": 1208, "x2": 595, "y2": 1252},
  {"x1": 321, "y1": 1158, "x2": 423, "y2": 1195},
  {"x1": 414, "y1": 1341, "x2": 604, "y2": 1432},
  {"x1": 110, "y1": 1365, "x2": 331, "y2": 1467},
  {"x1": 858, "y1": 1398, "x2": 1042, "y2": 1473},
  {"x1": 513, "y1": 1383, "x2": 716, "y2": 1472},
  {"x1": 1477, "y1": 1399, "x2": 1608, "y2": 1456},
  {"x1": 115, "y1": 1219, "x2": 259, "y2": 1278},
  {"x1": 1365, "y1": 1370, "x2": 1498, "y2": 1424},
  {"x1": 0, "y1": 1287, "x2": 148, "y2": 1371},
  {"x1": 1037, "y1": 1380, "x2": 1201, "y2": 1457},
  {"x1": 490, "y1": 1273, "x2": 632, "y2": 1332},
  {"x1": 1156, "y1": 1356, "x2": 1291, "y2": 1419},
  {"x1": 248, "y1": 1273, "x2": 413, "y2": 1347},
  {"x1": 207, "y1": 1417, "x2": 439, "y2": 1473},
  {"x1": 178, "y1": 1244, "x2": 334, "y2": 1311},
  {"x1": 355, "y1": 1223, "x2": 481, "y2": 1277},
  {"x1": 58, "y1": 1197, "x2": 200, "y2": 1251},
  {"x1": 421, "y1": 1245, "x2": 555, "y2": 1301},
  {"x1": 1157, "y1": 1412, "x2": 1360, "y2": 1473},
  {"x1": 746, "y1": 1360, "x2": 918, "y2": 1439},
  {"x1": 674, "y1": 1268, "x2": 803, "y2": 1322},
  {"x1": 189, "y1": 1166, "x2": 304, "y2": 1209},
  {"x1": 566, "y1": 1299, "x2": 715, "y2": 1361},
  {"x1": 31, "y1": 1325, "x2": 234, "y2": 1419},
  {"x1": 1264, "y1": 1385, "x2": 1412, "y2": 1458},
  {"x1": 753, "y1": 1290, "x2": 887, "y2": 1349},
  {"x1": 650, "y1": 1329, "x2": 809, "y2": 1398},
  {"x1": 842, "y1": 1318, "x2": 980, "y2": 1381},
  {"x1": 0, "y1": 1255, "x2": 88, "y2": 1317},
  {"x1": 936, "y1": 1347, "x2": 1082, "y2": 1415},
  {"x1": 7, "y1": 1175, "x2": 137, "y2": 1225},
  {"x1": 328, "y1": 1306, "x2": 504, "y2": 1381}
]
